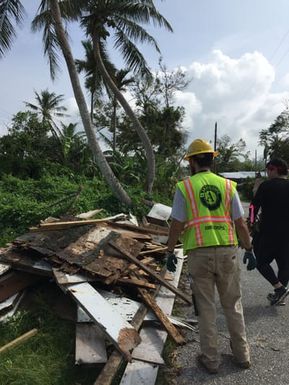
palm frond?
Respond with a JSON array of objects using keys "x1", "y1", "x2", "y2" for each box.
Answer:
[
  {"x1": 114, "y1": 30, "x2": 152, "y2": 78},
  {"x1": 32, "y1": 7, "x2": 61, "y2": 80},
  {"x1": 113, "y1": 1, "x2": 173, "y2": 32},
  {"x1": 114, "y1": 16, "x2": 160, "y2": 52},
  {"x1": 0, "y1": 0, "x2": 25, "y2": 58}
]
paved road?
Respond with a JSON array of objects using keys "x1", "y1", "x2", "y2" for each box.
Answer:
[{"x1": 165, "y1": 203, "x2": 289, "y2": 385}]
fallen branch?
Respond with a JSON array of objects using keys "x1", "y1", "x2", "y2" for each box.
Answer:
[{"x1": 0, "y1": 328, "x2": 38, "y2": 354}]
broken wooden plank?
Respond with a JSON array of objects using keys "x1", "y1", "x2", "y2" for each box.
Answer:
[
  {"x1": 109, "y1": 238, "x2": 191, "y2": 305},
  {"x1": 0, "y1": 250, "x2": 53, "y2": 276},
  {"x1": 75, "y1": 323, "x2": 107, "y2": 365},
  {"x1": 119, "y1": 361, "x2": 159, "y2": 385},
  {"x1": 117, "y1": 278, "x2": 156, "y2": 290},
  {"x1": 53, "y1": 268, "x2": 94, "y2": 285},
  {"x1": 93, "y1": 267, "x2": 167, "y2": 385},
  {"x1": 66, "y1": 282, "x2": 140, "y2": 361},
  {"x1": 0, "y1": 271, "x2": 41, "y2": 302},
  {"x1": 121, "y1": 249, "x2": 185, "y2": 383},
  {"x1": 138, "y1": 288, "x2": 185, "y2": 345},
  {"x1": 0, "y1": 328, "x2": 38, "y2": 354},
  {"x1": 76, "y1": 209, "x2": 104, "y2": 219},
  {"x1": 108, "y1": 222, "x2": 169, "y2": 236}
]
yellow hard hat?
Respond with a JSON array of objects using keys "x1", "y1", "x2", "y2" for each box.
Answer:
[{"x1": 184, "y1": 139, "x2": 219, "y2": 160}]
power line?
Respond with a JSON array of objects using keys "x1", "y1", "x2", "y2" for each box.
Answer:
[{"x1": 269, "y1": 28, "x2": 289, "y2": 63}]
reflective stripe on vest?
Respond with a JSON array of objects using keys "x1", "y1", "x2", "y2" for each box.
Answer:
[
  {"x1": 182, "y1": 176, "x2": 235, "y2": 247},
  {"x1": 225, "y1": 179, "x2": 235, "y2": 243},
  {"x1": 183, "y1": 178, "x2": 203, "y2": 246}
]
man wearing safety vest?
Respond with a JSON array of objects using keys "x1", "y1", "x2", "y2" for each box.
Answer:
[{"x1": 166, "y1": 138, "x2": 255, "y2": 374}]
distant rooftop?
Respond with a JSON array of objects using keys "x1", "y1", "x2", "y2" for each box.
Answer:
[{"x1": 219, "y1": 171, "x2": 266, "y2": 179}]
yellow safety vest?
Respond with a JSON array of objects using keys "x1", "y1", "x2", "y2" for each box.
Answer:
[{"x1": 177, "y1": 171, "x2": 238, "y2": 254}]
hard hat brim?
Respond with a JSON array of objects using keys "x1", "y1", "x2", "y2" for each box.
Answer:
[{"x1": 184, "y1": 150, "x2": 219, "y2": 161}]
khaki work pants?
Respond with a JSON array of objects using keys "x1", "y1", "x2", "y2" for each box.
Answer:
[{"x1": 188, "y1": 246, "x2": 250, "y2": 366}]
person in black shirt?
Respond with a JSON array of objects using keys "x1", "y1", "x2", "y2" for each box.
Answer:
[{"x1": 251, "y1": 158, "x2": 289, "y2": 305}]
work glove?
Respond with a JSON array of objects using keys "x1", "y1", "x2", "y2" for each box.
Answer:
[
  {"x1": 165, "y1": 251, "x2": 178, "y2": 272},
  {"x1": 243, "y1": 249, "x2": 257, "y2": 271}
]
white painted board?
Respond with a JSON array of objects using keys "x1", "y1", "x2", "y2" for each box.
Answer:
[
  {"x1": 75, "y1": 323, "x2": 107, "y2": 364},
  {"x1": 66, "y1": 282, "x2": 140, "y2": 358},
  {"x1": 0, "y1": 263, "x2": 10, "y2": 276}
]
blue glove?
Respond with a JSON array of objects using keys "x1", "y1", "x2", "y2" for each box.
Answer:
[
  {"x1": 243, "y1": 250, "x2": 256, "y2": 271},
  {"x1": 166, "y1": 251, "x2": 177, "y2": 272}
]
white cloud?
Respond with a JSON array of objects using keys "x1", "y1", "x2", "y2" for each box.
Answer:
[{"x1": 172, "y1": 50, "x2": 289, "y2": 157}]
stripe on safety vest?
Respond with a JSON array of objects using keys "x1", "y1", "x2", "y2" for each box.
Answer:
[
  {"x1": 225, "y1": 179, "x2": 234, "y2": 243},
  {"x1": 183, "y1": 178, "x2": 203, "y2": 246}
]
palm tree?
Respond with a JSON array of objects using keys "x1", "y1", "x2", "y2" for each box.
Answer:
[
  {"x1": 79, "y1": 0, "x2": 173, "y2": 194},
  {"x1": 24, "y1": 89, "x2": 68, "y2": 138},
  {"x1": 0, "y1": 0, "x2": 132, "y2": 205},
  {"x1": 75, "y1": 39, "x2": 116, "y2": 120},
  {"x1": 109, "y1": 69, "x2": 135, "y2": 152},
  {"x1": 76, "y1": 42, "x2": 135, "y2": 152}
]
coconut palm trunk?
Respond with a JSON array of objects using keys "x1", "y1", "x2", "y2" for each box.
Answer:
[
  {"x1": 49, "y1": 0, "x2": 131, "y2": 206},
  {"x1": 92, "y1": 34, "x2": 155, "y2": 195}
]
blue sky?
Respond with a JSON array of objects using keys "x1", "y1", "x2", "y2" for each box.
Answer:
[{"x1": 1, "y1": 0, "x2": 289, "y2": 157}]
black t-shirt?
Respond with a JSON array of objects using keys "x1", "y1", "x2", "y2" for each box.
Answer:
[{"x1": 251, "y1": 177, "x2": 289, "y2": 241}]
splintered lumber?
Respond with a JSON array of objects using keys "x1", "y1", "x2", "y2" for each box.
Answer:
[
  {"x1": 30, "y1": 214, "x2": 127, "y2": 231},
  {"x1": 138, "y1": 288, "x2": 185, "y2": 345},
  {"x1": 109, "y1": 238, "x2": 192, "y2": 305},
  {"x1": 108, "y1": 221, "x2": 169, "y2": 236},
  {"x1": 139, "y1": 243, "x2": 183, "y2": 256},
  {"x1": 66, "y1": 282, "x2": 141, "y2": 361},
  {"x1": 117, "y1": 278, "x2": 156, "y2": 290},
  {"x1": 0, "y1": 328, "x2": 38, "y2": 354},
  {"x1": 75, "y1": 324, "x2": 107, "y2": 364}
]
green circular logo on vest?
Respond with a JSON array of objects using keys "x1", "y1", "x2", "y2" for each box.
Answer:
[{"x1": 199, "y1": 185, "x2": 221, "y2": 210}]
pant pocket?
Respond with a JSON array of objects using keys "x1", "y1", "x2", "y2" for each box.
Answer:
[
  {"x1": 221, "y1": 254, "x2": 238, "y2": 274},
  {"x1": 188, "y1": 255, "x2": 210, "y2": 278}
]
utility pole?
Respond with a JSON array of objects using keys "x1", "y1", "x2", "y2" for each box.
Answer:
[
  {"x1": 254, "y1": 149, "x2": 257, "y2": 174},
  {"x1": 213, "y1": 122, "x2": 217, "y2": 172}
]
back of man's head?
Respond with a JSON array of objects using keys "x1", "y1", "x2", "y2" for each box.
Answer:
[
  {"x1": 192, "y1": 153, "x2": 214, "y2": 168},
  {"x1": 266, "y1": 158, "x2": 288, "y2": 176}
]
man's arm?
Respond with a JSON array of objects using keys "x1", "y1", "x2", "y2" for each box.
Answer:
[
  {"x1": 234, "y1": 217, "x2": 252, "y2": 250},
  {"x1": 167, "y1": 218, "x2": 185, "y2": 251}
]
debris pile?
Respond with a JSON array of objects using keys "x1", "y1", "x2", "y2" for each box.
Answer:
[{"x1": 0, "y1": 205, "x2": 194, "y2": 385}]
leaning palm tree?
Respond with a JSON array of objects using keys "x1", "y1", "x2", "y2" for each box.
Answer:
[
  {"x1": 0, "y1": 0, "x2": 132, "y2": 205},
  {"x1": 79, "y1": 0, "x2": 173, "y2": 194},
  {"x1": 24, "y1": 89, "x2": 68, "y2": 138}
]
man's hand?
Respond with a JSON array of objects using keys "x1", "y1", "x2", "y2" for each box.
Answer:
[
  {"x1": 166, "y1": 251, "x2": 178, "y2": 272},
  {"x1": 243, "y1": 249, "x2": 257, "y2": 271}
]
